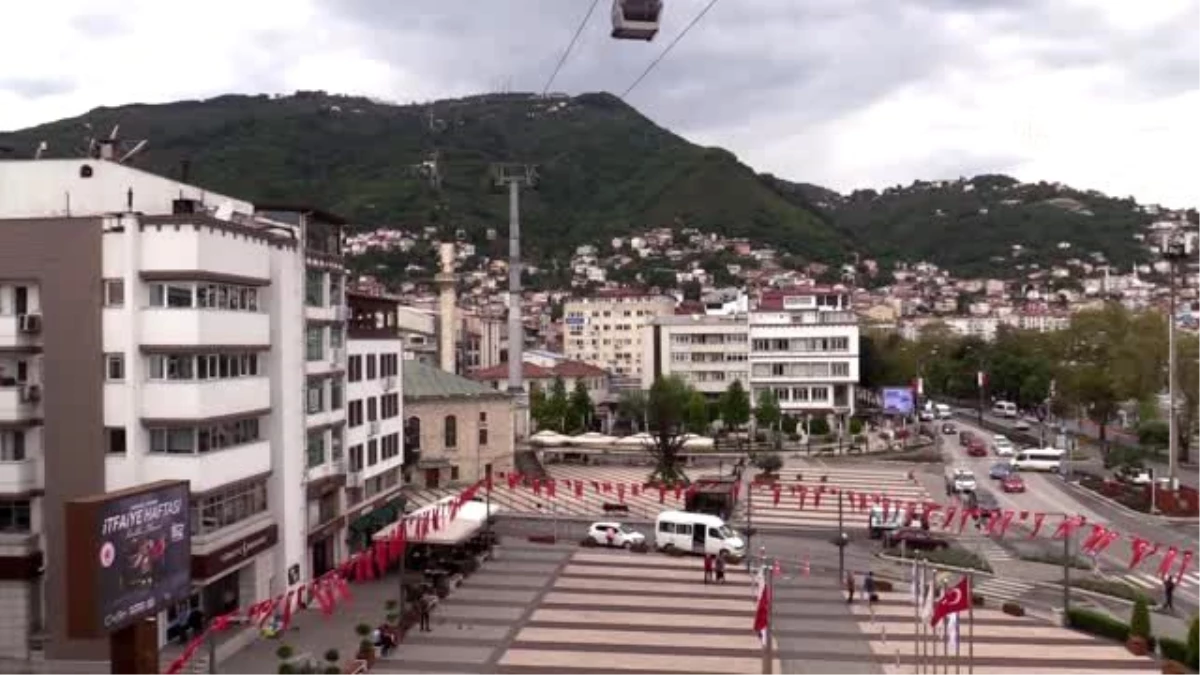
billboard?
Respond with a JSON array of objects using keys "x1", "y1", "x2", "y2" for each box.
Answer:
[
  {"x1": 881, "y1": 387, "x2": 915, "y2": 415},
  {"x1": 66, "y1": 481, "x2": 191, "y2": 636}
]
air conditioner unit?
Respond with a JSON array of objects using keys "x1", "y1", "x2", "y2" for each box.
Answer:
[
  {"x1": 19, "y1": 384, "x2": 41, "y2": 403},
  {"x1": 368, "y1": 420, "x2": 381, "y2": 436},
  {"x1": 18, "y1": 314, "x2": 41, "y2": 334}
]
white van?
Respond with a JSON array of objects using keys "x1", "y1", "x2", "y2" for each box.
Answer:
[
  {"x1": 1011, "y1": 448, "x2": 1065, "y2": 472},
  {"x1": 935, "y1": 403, "x2": 952, "y2": 419},
  {"x1": 992, "y1": 401, "x2": 1018, "y2": 418},
  {"x1": 655, "y1": 511, "x2": 746, "y2": 560}
]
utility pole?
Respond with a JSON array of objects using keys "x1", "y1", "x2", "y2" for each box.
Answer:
[
  {"x1": 1163, "y1": 232, "x2": 1188, "y2": 490},
  {"x1": 493, "y1": 163, "x2": 537, "y2": 442}
]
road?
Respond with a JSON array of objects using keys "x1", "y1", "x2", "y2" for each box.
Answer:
[{"x1": 936, "y1": 416, "x2": 1199, "y2": 618}]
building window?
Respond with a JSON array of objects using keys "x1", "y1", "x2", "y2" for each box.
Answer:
[
  {"x1": 149, "y1": 417, "x2": 261, "y2": 454},
  {"x1": 367, "y1": 397, "x2": 378, "y2": 422},
  {"x1": 329, "y1": 274, "x2": 344, "y2": 308},
  {"x1": 195, "y1": 283, "x2": 259, "y2": 312},
  {"x1": 381, "y1": 393, "x2": 399, "y2": 419},
  {"x1": 330, "y1": 379, "x2": 344, "y2": 410},
  {"x1": 0, "y1": 500, "x2": 31, "y2": 533},
  {"x1": 348, "y1": 355, "x2": 362, "y2": 382},
  {"x1": 307, "y1": 431, "x2": 326, "y2": 468},
  {"x1": 148, "y1": 282, "x2": 197, "y2": 308},
  {"x1": 331, "y1": 429, "x2": 344, "y2": 462},
  {"x1": 405, "y1": 417, "x2": 421, "y2": 451},
  {"x1": 367, "y1": 439, "x2": 378, "y2": 466},
  {"x1": 0, "y1": 430, "x2": 25, "y2": 461},
  {"x1": 305, "y1": 269, "x2": 325, "y2": 307},
  {"x1": 190, "y1": 479, "x2": 268, "y2": 535},
  {"x1": 478, "y1": 427, "x2": 488, "y2": 446},
  {"x1": 349, "y1": 444, "x2": 364, "y2": 472},
  {"x1": 149, "y1": 353, "x2": 259, "y2": 381},
  {"x1": 105, "y1": 353, "x2": 125, "y2": 381},
  {"x1": 450, "y1": 466, "x2": 460, "y2": 482},
  {"x1": 106, "y1": 427, "x2": 126, "y2": 455},
  {"x1": 366, "y1": 355, "x2": 377, "y2": 380},
  {"x1": 306, "y1": 327, "x2": 324, "y2": 361},
  {"x1": 306, "y1": 379, "x2": 325, "y2": 414},
  {"x1": 348, "y1": 399, "x2": 363, "y2": 427},
  {"x1": 103, "y1": 279, "x2": 124, "y2": 307},
  {"x1": 444, "y1": 415, "x2": 457, "y2": 448},
  {"x1": 381, "y1": 433, "x2": 400, "y2": 461},
  {"x1": 329, "y1": 326, "x2": 344, "y2": 349}
]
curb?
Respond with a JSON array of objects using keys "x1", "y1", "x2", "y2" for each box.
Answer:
[
  {"x1": 1029, "y1": 579, "x2": 1143, "y2": 607},
  {"x1": 875, "y1": 550, "x2": 995, "y2": 578},
  {"x1": 1060, "y1": 480, "x2": 1199, "y2": 525}
]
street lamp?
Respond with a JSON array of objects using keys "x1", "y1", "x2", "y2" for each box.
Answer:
[{"x1": 1162, "y1": 231, "x2": 1191, "y2": 490}]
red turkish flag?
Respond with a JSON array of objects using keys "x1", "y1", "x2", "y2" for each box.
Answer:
[
  {"x1": 858, "y1": 493, "x2": 867, "y2": 511},
  {"x1": 1157, "y1": 546, "x2": 1179, "y2": 578},
  {"x1": 958, "y1": 509, "x2": 973, "y2": 534},
  {"x1": 752, "y1": 575, "x2": 772, "y2": 645},
  {"x1": 632, "y1": 485, "x2": 641, "y2": 497},
  {"x1": 846, "y1": 490, "x2": 856, "y2": 509},
  {"x1": 941, "y1": 506, "x2": 957, "y2": 530},
  {"x1": 813, "y1": 490, "x2": 823, "y2": 508},
  {"x1": 1028, "y1": 512, "x2": 1046, "y2": 538},
  {"x1": 1129, "y1": 537, "x2": 1157, "y2": 570},
  {"x1": 930, "y1": 576, "x2": 971, "y2": 627},
  {"x1": 618, "y1": 484, "x2": 626, "y2": 503},
  {"x1": 996, "y1": 510, "x2": 1016, "y2": 538},
  {"x1": 547, "y1": 480, "x2": 557, "y2": 499},
  {"x1": 533, "y1": 478, "x2": 542, "y2": 496},
  {"x1": 881, "y1": 498, "x2": 890, "y2": 520},
  {"x1": 658, "y1": 487, "x2": 666, "y2": 503},
  {"x1": 1052, "y1": 515, "x2": 1085, "y2": 539},
  {"x1": 280, "y1": 590, "x2": 296, "y2": 631},
  {"x1": 797, "y1": 486, "x2": 807, "y2": 509},
  {"x1": 674, "y1": 485, "x2": 682, "y2": 500},
  {"x1": 575, "y1": 481, "x2": 584, "y2": 499},
  {"x1": 1174, "y1": 550, "x2": 1193, "y2": 583},
  {"x1": 1080, "y1": 525, "x2": 1107, "y2": 553},
  {"x1": 772, "y1": 487, "x2": 781, "y2": 507}
]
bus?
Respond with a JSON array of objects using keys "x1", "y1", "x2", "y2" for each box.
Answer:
[{"x1": 1011, "y1": 448, "x2": 1066, "y2": 472}]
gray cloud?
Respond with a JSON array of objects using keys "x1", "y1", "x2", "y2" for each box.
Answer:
[
  {"x1": 69, "y1": 12, "x2": 129, "y2": 36},
  {"x1": 0, "y1": 77, "x2": 74, "y2": 100}
]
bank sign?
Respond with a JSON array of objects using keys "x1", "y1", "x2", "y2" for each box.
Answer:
[{"x1": 95, "y1": 483, "x2": 191, "y2": 631}]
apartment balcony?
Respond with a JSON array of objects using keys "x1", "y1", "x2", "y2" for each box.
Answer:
[
  {"x1": 0, "y1": 314, "x2": 42, "y2": 352},
  {"x1": 305, "y1": 407, "x2": 345, "y2": 430},
  {"x1": 0, "y1": 384, "x2": 41, "y2": 421},
  {"x1": 140, "y1": 309, "x2": 270, "y2": 348},
  {"x1": 305, "y1": 304, "x2": 346, "y2": 324},
  {"x1": 142, "y1": 377, "x2": 270, "y2": 422},
  {"x1": 306, "y1": 347, "x2": 344, "y2": 376},
  {"x1": 142, "y1": 439, "x2": 271, "y2": 494},
  {"x1": 0, "y1": 459, "x2": 38, "y2": 493}
]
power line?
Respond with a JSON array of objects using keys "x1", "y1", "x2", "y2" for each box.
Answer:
[
  {"x1": 621, "y1": 0, "x2": 722, "y2": 99},
  {"x1": 543, "y1": 0, "x2": 604, "y2": 96}
]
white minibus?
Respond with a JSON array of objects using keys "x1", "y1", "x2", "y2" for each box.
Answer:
[
  {"x1": 655, "y1": 510, "x2": 746, "y2": 560},
  {"x1": 992, "y1": 401, "x2": 1018, "y2": 418},
  {"x1": 1011, "y1": 448, "x2": 1065, "y2": 472}
]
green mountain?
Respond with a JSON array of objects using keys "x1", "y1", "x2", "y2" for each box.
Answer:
[
  {"x1": 0, "y1": 90, "x2": 847, "y2": 264},
  {"x1": 1, "y1": 90, "x2": 1175, "y2": 280}
]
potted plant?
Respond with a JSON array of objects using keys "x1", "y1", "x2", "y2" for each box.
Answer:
[
  {"x1": 277, "y1": 645, "x2": 295, "y2": 662},
  {"x1": 278, "y1": 664, "x2": 295, "y2": 674},
  {"x1": 1127, "y1": 598, "x2": 1151, "y2": 656},
  {"x1": 1001, "y1": 601, "x2": 1025, "y2": 617},
  {"x1": 354, "y1": 623, "x2": 376, "y2": 666}
]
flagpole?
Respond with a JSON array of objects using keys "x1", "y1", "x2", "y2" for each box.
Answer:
[
  {"x1": 761, "y1": 556, "x2": 774, "y2": 674},
  {"x1": 967, "y1": 571, "x2": 974, "y2": 675},
  {"x1": 913, "y1": 560, "x2": 921, "y2": 674},
  {"x1": 955, "y1": 612, "x2": 960, "y2": 675},
  {"x1": 398, "y1": 517, "x2": 407, "y2": 618}
]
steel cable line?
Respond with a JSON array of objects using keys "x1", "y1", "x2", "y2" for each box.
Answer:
[
  {"x1": 543, "y1": 0, "x2": 604, "y2": 96},
  {"x1": 621, "y1": 0, "x2": 721, "y2": 99}
]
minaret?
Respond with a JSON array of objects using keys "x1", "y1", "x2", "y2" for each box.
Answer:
[{"x1": 436, "y1": 242, "x2": 457, "y2": 373}]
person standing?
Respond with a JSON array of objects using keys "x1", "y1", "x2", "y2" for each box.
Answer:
[
  {"x1": 715, "y1": 555, "x2": 727, "y2": 584},
  {"x1": 1163, "y1": 575, "x2": 1176, "y2": 611},
  {"x1": 845, "y1": 571, "x2": 856, "y2": 604},
  {"x1": 704, "y1": 554, "x2": 714, "y2": 584},
  {"x1": 863, "y1": 571, "x2": 877, "y2": 605},
  {"x1": 419, "y1": 587, "x2": 437, "y2": 632}
]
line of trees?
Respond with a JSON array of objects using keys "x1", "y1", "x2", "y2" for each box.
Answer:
[
  {"x1": 861, "y1": 302, "x2": 1199, "y2": 462},
  {"x1": 529, "y1": 377, "x2": 593, "y2": 435}
]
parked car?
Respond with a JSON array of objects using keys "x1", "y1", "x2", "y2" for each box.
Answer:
[
  {"x1": 989, "y1": 463, "x2": 1012, "y2": 480},
  {"x1": 941, "y1": 422, "x2": 957, "y2": 435},
  {"x1": 1001, "y1": 474, "x2": 1026, "y2": 493},
  {"x1": 965, "y1": 490, "x2": 1002, "y2": 521},
  {"x1": 588, "y1": 522, "x2": 645, "y2": 549},
  {"x1": 884, "y1": 528, "x2": 950, "y2": 551}
]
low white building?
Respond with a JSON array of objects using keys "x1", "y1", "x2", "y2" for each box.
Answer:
[{"x1": 640, "y1": 314, "x2": 750, "y2": 395}]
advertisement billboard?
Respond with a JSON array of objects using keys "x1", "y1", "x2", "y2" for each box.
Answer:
[
  {"x1": 881, "y1": 387, "x2": 915, "y2": 415},
  {"x1": 66, "y1": 481, "x2": 191, "y2": 636}
]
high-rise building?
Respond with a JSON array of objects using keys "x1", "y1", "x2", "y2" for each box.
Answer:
[
  {"x1": 0, "y1": 158, "x2": 356, "y2": 661},
  {"x1": 562, "y1": 291, "x2": 674, "y2": 387}
]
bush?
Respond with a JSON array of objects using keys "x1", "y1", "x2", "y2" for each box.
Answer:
[
  {"x1": 849, "y1": 417, "x2": 865, "y2": 435},
  {"x1": 809, "y1": 417, "x2": 830, "y2": 436},
  {"x1": 972, "y1": 594, "x2": 985, "y2": 607},
  {"x1": 278, "y1": 665, "x2": 295, "y2": 675},
  {"x1": 753, "y1": 453, "x2": 783, "y2": 474},
  {"x1": 1160, "y1": 637, "x2": 1190, "y2": 666},
  {"x1": 1137, "y1": 421, "x2": 1170, "y2": 449},
  {"x1": 885, "y1": 545, "x2": 993, "y2": 573},
  {"x1": 1016, "y1": 550, "x2": 1091, "y2": 570},
  {"x1": 1187, "y1": 616, "x2": 1199, "y2": 670},
  {"x1": 1001, "y1": 601, "x2": 1025, "y2": 617},
  {"x1": 276, "y1": 645, "x2": 295, "y2": 661},
  {"x1": 354, "y1": 623, "x2": 372, "y2": 637},
  {"x1": 1070, "y1": 577, "x2": 1152, "y2": 604},
  {"x1": 323, "y1": 649, "x2": 339, "y2": 664},
  {"x1": 1130, "y1": 598, "x2": 1152, "y2": 639},
  {"x1": 1068, "y1": 607, "x2": 1131, "y2": 643},
  {"x1": 874, "y1": 579, "x2": 894, "y2": 592}
]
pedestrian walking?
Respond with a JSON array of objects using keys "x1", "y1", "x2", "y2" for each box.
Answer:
[
  {"x1": 715, "y1": 555, "x2": 727, "y2": 584},
  {"x1": 845, "y1": 571, "x2": 856, "y2": 604},
  {"x1": 419, "y1": 586, "x2": 437, "y2": 632},
  {"x1": 703, "y1": 554, "x2": 714, "y2": 584},
  {"x1": 1163, "y1": 575, "x2": 1176, "y2": 611},
  {"x1": 863, "y1": 571, "x2": 878, "y2": 605}
]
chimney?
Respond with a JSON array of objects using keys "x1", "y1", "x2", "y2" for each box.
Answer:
[{"x1": 436, "y1": 242, "x2": 457, "y2": 374}]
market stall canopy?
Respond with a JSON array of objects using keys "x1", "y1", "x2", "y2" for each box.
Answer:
[
  {"x1": 372, "y1": 496, "x2": 500, "y2": 547},
  {"x1": 572, "y1": 432, "x2": 618, "y2": 446},
  {"x1": 616, "y1": 432, "x2": 655, "y2": 447},
  {"x1": 681, "y1": 434, "x2": 715, "y2": 450},
  {"x1": 530, "y1": 430, "x2": 573, "y2": 447}
]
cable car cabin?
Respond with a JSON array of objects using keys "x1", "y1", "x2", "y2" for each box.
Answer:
[{"x1": 612, "y1": 0, "x2": 663, "y2": 41}]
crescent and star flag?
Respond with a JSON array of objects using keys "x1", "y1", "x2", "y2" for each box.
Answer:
[
  {"x1": 1158, "y1": 546, "x2": 1180, "y2": 578},
  {"x1": 1029, "y1": 512, "x2": 1047, "y2": 538},
  {"x1": 930, "y1": 576, "x2": 971, "y2": 627},
  {"x1": 753, "y1": 568, "x2": 772, "y2": 646},
  {"x1": 1129, "y1": 537, "x2": 1158, "y2": 570},
  {"x1": 1175, "y1": 550, "x2": 1193, "y2": 583}
]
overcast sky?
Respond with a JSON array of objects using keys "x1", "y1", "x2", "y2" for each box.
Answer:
[{"x1": 2, "y1": 0, "x2": 1196, "y2": 206}]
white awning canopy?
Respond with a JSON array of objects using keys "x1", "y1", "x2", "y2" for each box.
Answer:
[{"x1": 372, "y1": 497, "x2": 500, "y2": 547}]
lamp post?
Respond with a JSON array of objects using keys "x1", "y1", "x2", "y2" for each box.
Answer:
[{"x1": 1162, "y1": 232, "x2": 1189, "y2": 490}]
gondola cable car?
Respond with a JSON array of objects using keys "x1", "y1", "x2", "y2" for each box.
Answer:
[{"x1": 611, "y1": 0, "x2": 663, "y2": 41}]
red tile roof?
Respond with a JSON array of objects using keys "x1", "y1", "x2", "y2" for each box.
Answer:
[{"x1": 466, "y1": 359, "x2": 607, "y2": 381}]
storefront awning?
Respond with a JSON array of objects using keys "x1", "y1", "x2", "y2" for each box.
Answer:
[{"x1": 372, "y1": 497, "x2": 500, "y2": 547}]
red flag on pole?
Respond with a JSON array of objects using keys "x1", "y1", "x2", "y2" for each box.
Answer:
[
  {"x1": 1157, "y1": 546, "x2": 1179, "y2": 578},
  {"x1": 813, "y1": 489, "x2": 823, "y2": 508},
  {"x1": 930, "y1": 576, "x2": 971, "y2": 627},
  {"x1": 658, "y1": 487, "x2": 666, "y2": 503},
  {"x1": 772, "y1": 487, "x2": 781, "y2": 507},
  {"x1": 673, "y1": 485, "x2": 682, "y2": 501},
  {"x1": 632, "y1": 485, "x2": 641, "y2": 497},
  {"x1": 797, "y1": 486, "x2": 807, "y2": 510},
  {"x1": 617, "y1": 483, "x2": 626, "y2": 503},
  {"x1": 280, "y1": 590, "x2": 295, "y2": 631},
  {"x1": 1174, "y1": 550, "x2": 1193, "y2": 583},
  {"x1": 881, "y1": 498, "x2": 890, "y2": 520},
  {"x1": 575, "y1": 481, "x2": 584, "y2": 499},
  {"x1": 941, "y1": 506, "x2": 956, "y2": 530},
  {"x1": 1028, "y1": 512, "x2": 1046, "y2": 538},
  {"x1": 753, "y1": 573, "x2": 772, "y2": 645},
  {"x1": 1129, "y1": 537, "x2": 1157, "y2": 570}
]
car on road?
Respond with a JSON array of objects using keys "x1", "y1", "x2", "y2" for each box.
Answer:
[
  {"x1": 966, "y1": 442, "x2": 989, "y2": 458},
  {"x1": 1001, "y1": 474, "x2": 1026, "y2": 493},
  {"x1": 946, "y1": 468, "x2": 978, "y2": 494},
  {"x1": 992, "y1": 435, "x2": 1016, "y2": 457},
  {"x1": 935, "y1": 403, "x2": 953, "y2": 419},
  {"x1": 588, "y1": 522, "x2": 645, "y2": 549},
  {"x1": 941, "y1": 422, "x2": 957, "y2": 435},
  {"x1": 992, "y1": 401, "x2": 1018, "y2": 418},
  {"x1": 989, "y1": 462, "x2": 1012, "y2": 480},
  {"x1": 884, "y1": 528, "x2": 950, "y2": 551},
  {"x1": 965, "y1": 490, "x2": 1002, "y2": 522},
  {"x1": 1013, "y1": 419, "x2": 1031, "y2": 431}
]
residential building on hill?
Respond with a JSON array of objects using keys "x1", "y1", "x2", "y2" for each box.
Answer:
[
  {"x1": 402, "y1": 360, "x2": 514, "y2": 489},
  {"x1": 562, "y1": 291, "x2": 674, "y2": 386},
  {"x1": 0, "y1": 158, "x2": 353, "y2": 661}
]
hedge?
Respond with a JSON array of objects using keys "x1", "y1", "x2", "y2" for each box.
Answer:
[
  {"x1": 1016, "y1": 550, "x2": 1091, "y2": 570},
  {"x1": 1069, "y1": 577, "x2": 1152, "y2": 604},
  {"x1": 1159, "y1": 636, "x2": 1190, "y2": 668},
  {"x1": 1066, "y1": 608, "x2": 1158, "y2": 652},
  {"x1": 885, "y1": 545, "x2": 994, "y2": 573}
]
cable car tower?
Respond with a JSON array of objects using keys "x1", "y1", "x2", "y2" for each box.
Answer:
[{"x1": 492, "y1": 163, "x2": 537, "y2": 439}]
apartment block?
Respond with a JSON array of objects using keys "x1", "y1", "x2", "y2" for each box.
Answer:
[
  {"x1": 640, "y1": 314, "x2": 750, "y2": 395},
  {"x1": 0, "y1": 158, "x2": 352, "y2": 661},
  {"x1": 749, "y1": 287, "x2": 860, "y2": 418},
  {"x1": 563, "y1": 291, "x2": 674, "y2": 385}
]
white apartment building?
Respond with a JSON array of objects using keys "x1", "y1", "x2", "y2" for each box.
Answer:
[
  {"x1": 0, "y1": 158, "x2": 351, "y2": 662},
  {"x1": 563, "y1": 291, "x2": 674, "y2": 384},
  {"x1": 749, "y1": 287, "x2": 860, "y2": 418},
  {"x1": 342, "y1": 292, "x2": 406, "y2": 556},
  {"x1": 640, "y1": 314, "x2": 750, "y2": 395}
]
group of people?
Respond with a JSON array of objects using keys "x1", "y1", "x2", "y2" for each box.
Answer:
[
  {"x1": 845, "y1": 570, "x2": 878, "y2": 605},
  {"x1": 703, "y1": 553, "x2": 727, "y2": 584}
]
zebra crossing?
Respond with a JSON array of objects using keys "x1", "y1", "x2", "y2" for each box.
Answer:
[
  {"x1": 960, "y1": 536, "x2": 1015, "y2": 563},
  {"x1": 974, "y1": 576, "x2": 1035, "y2": 603},
  {"x1": 1118, "y1": 570, "x2": 1200, "y2": 592},
  {"x1": 746, "y1": 465, "x2": 932, "y2": 533}
]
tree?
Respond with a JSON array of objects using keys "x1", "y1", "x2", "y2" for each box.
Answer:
[
  {"x1": 720, "y1": 380, "x2": 751, "y2": 433},
  {"x1": 646, "y1": 375, "x2": 694, "y2": 484},
  {"x1": 1129, "y1": 597, "x2": 1152, "y2": 640},
  {"x1": 529, "y1": 382, "x2": 548, "y2": 432},
  {"x1": 618, "y1": 389, "x2": 648, "y2": 432},
  {"x1": 1186, "y1": 615, "x2": 1198, "y2": 672},
  {"x1": 541, "y1": 376, "x2": 569, "y2": 433},
  {"x1": 684, "y1": 390, "x2": 710, "y2": 435},
  {"x1": 1176, "y1": 335, "x2": 1199, "y2": 464},
  {"x1": 755, "y1": 389, "x2": 781, "y2": 446},
  {"x1": 567, "y1": 379, "x2": 592, "y2": 434}
]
